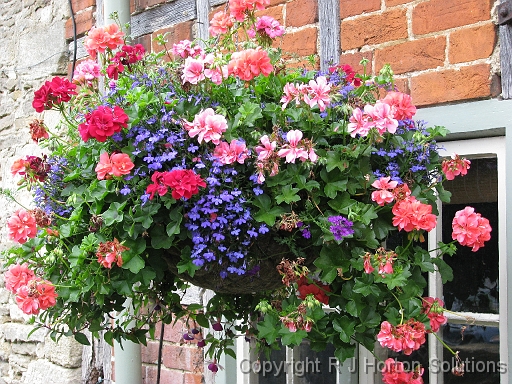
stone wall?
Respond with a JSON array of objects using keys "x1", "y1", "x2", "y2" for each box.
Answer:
[{"x1": 0, "y1": 0, "x2": 84, "y2": 383}]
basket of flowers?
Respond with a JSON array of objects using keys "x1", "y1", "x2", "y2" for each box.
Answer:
[{"x1": 2, "y1": 0, "x2": 492, "y2": 380}]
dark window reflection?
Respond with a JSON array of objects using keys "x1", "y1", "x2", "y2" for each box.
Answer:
[
  {"x1": 442, "y1": 324, "x2": 500, "y2": 384},
  {"x1": 441, "y1": 158, "x2": 499, "y2": 314},
  {"x1": 297, "y1": 341, "x2": 338, "y2": 384},
  {"x1": 258, "y1": 344, "x2": 287, "y2": 384}
]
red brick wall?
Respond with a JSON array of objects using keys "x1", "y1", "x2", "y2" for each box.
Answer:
[
  {"x1": 339, "y1": 0, "x2": 498, "y2": 105},
  {"x1": 141, "y1": 320, "x2": 203, "y2": 384}
]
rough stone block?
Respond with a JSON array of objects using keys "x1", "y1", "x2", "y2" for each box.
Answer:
[
  {"x1": 23, "y1": 359, "x2": 82, "y2": 384},
  {"x1": 44, "y1": 336, "x2": 83, "y2": 368},
  {"x1": 0, "y1": 323, "x2": 47, "y2": 343}
]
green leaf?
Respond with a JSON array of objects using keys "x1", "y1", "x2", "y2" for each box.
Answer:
[
  {"x1": 257, "y1": 314, "x2": 280, "y2": 344},
  {"x1": 279, "y1": 328, "x2": 308, "y2": 346},
  {"x1": 432, "y1": 258, "x2": 454, "y2": 283},
  {"x1": 74, "y1": 332, "x2": 91, "y2": 346},
  {"x1": 353, "y1": 277, "x2": 381, "y2": 297},
  {"x1": 123, "y1": 255, "x2": 145, "y2": 274},
  {"x1": 102, "y1": 201, "x2": 127, "y2": 226},
  {"x1": 332, "y1": 316, "x2": 356, "y2": 343},
  {"x1": 334, "y1": 344, "x2": 355, "y2": 362},
  {"x1": 275, "y1": 185, "x2": 301, "y2": 204},
  {"x1": 195, "y1": 314, "x2": 209, "y2": 328}
]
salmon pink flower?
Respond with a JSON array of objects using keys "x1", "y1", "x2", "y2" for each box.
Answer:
[
  {"x1": 367, "y1": 101, "x2": 398, "y2": 135},
  {"x1": 228, "y1": 48, "x2": 273, "y2": 81},
  {"x1": 213, "y1": 140, "x2": 250, "y2": 165},
  {"x1": 15, "y1": 278, "x2": 58, "y2": 315},
  {"x1": 209, "y1": 11, "x2": 234, "y2": 36},
  {"x1": 382, "y1": 358, "x2": 424, "y2": 384},
  {"x1": 377, "y1": 320, "x2": 426, "y2": 355},
  {"x1": 95, "y1": 152, "x2": 134, "y2": 179},
  {"x1": 83, "y1": 24, "x2": 125, "y2": 59},
  {"x1": 4, "y1": 263, "x2": 35, "y2": 293},
  {"x1": 442, "y1": 154, "x2": 471, "y2": 180},
  {"x1": 8, "y1": 209, "x2": 37, "y2": 244},
  {"x1": 382, "y1": 91, "x2": 417, "y2": 120},
  {"x1": 392, "y1": 196, "x2": 437, "y2": 232},
  {"x1": 451, "y1": 206, "x2": 492, "y2": 251}
]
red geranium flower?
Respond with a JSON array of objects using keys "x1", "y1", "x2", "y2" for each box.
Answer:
[
  {"x1": 78, "y1": 105, "x2": 128, "y2": 142},
  {"x1": 297, "y1": 276, "x2": 330, "y2": 305}
]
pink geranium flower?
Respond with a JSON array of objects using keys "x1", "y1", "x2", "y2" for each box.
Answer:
[
  {"x1": 255, "y1": 135, "x2": 277, "y2": 160},
  {"x1": 377, "y1": 320, "x2": 426, "y2": 355},
  {"x1": 392, "y1": 196, "x2": 437, "y2": 232},
  {"x1": 8, "y1": 209, "x2": 37, "y2": 244},
  {"x1": 367, "y1": 101, "x2": 398, "y2": 135},
  {"x1": 183, "y1": 108, "x2": 228, "y2": 145},
  {"x1": 255, "y1": 16, "x2": 285, "y2": 38},
  {"x1": 4, "y1": 263, "x2": 35, "y2": 293},
  {"x1": 280, "y1": 82, "x2": 304, "y2": 110},
  {"x1": 347, "y1": 107, "x2": 372, "y2": 137},
  {"x1": 382, "y1": 358, "x2": 424, "y2": 384},
  {"x1": 96, "y1": 152, "x2": 134, "y2": 179},
  {"x1": 172, "y1": 40, "x2": 204, "y2": 59},
  {"x1": 209, "y1": 11, "x2": 234, "y2": 36},
  {"x1": 382, "y1": 91, "x2": 417, "y2": 120},
  {"x1": 421, "y1": 297, "x2": 447, "y2": 332},
  {"x1": 371, "y1": 176, "x2": 398, "y2": 206},
  {"x1": 228, "y1": 48, "x2": 273, "y2": 81},
  {"x1": 277, "y1": 130, "x2": 309, "y2": 163},
  {"x1": 15, "y1": 278, "x2": 58, "y2": 315},
  {"x1": 442, "y1": 154, "x2": 471, "y2": 180},
  {"x1": 182, "y1": 57, "x2": 206, "y2": 84},
  {"x1": 303, "y1": 76, "x2": 331, "y2": 112},
  {"x1": 213, "y1": 140, "x2": 250, "y2": 165},
  {"x1": 73, "y1": 59, "x2": 101, "y2": 86},
  {"x1": 451, "y1": 206, "x2": 492, "y2": 251},
  {"x1": 83, "y1": 24, "x2": 125, "y2": 59}
]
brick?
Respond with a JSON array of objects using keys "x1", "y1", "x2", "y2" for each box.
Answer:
[
  {"x1": 143, "y1": 366, "x2": 184, "y2": 384},
  {"x1": 281, "y1": 27, "x2": 318, "y2": 58},
  {"x1": 375, "y1": 36, "x2": 446, "y2": 75},
  {"x1": 152, "y1": 21, "x2": 194, "y2": 54},
  {"x1": 338, "y1": 51, "x2": 373, "y2": 74},
  {"x1": 141, "y1": 341, "x2": 160, "y2": 364},
  {"x1": 449, "y1": 23, "x2": 496, "y2": 64},
  {"x1": 284, "y1": 57, "x2": 320, "y2": 70},
  {"x1": 134, "y1": 0, "x2": 168, "y2": 11},
  {"x1": 340, "y1": 0, "x2": 380, "y2": 19},
  {"x1": 386, "y1": 0, "x2": 411, "y2": 5},
  {"x1": 270, "y1": 0, "x2": 287, "y2": 5},
  {"x1": 410, "y1": 64, "x2": 491, "y2": 106},
  {"x1": 153, "y1": 320, "x2": 188, "y2": 343},
  {"x1": 162, "y1": 344, "x2": 203, "y2": 372},
  {"x1": 70, "y1": 0, "x2": 95, "y2": 12},
  {"x1": 286, "y1": 0, "x2": 318, "y2": 27},
  {"x1": 341, "y1": 9, "x2": 407, "y2": 50},
  {"x1": 65, "y1": 9, "x2": 94, "y2": 39},
  {"x1": 255, "y1": 5, "x2": 285, "y2": 26},
  {"x1": 184, "y1": 372, "x2": 204, "y2": 384},
  {"x1": 412, "y1": 0, "x2": 493, "y2": 35}
]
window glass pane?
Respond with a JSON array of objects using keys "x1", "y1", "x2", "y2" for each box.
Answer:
[
  {"x1": 441, "y1": 324, "x2": 500, "y2": 384},
  {"x1": 441, "y1": 158, "x2": 499, "y2": 314},
  {"x1": 297, "y1": 341, "x2": 338, "y2": 384},
  {"x1": 258, "y1": 345, "x2": 287, "y2": 384}
]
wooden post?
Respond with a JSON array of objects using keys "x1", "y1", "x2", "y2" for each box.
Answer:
[{"x1": 319, "y1": 0, "x2": 340, "y2": 71}]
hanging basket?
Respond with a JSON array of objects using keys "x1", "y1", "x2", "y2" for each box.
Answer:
[{"x1": 163, "y1": 234, "x2": 318, "y2": 295}]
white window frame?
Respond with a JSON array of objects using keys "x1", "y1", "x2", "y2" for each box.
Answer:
[{"x1": 426, "y1": 136, "x2": 507, "y2": 384}]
